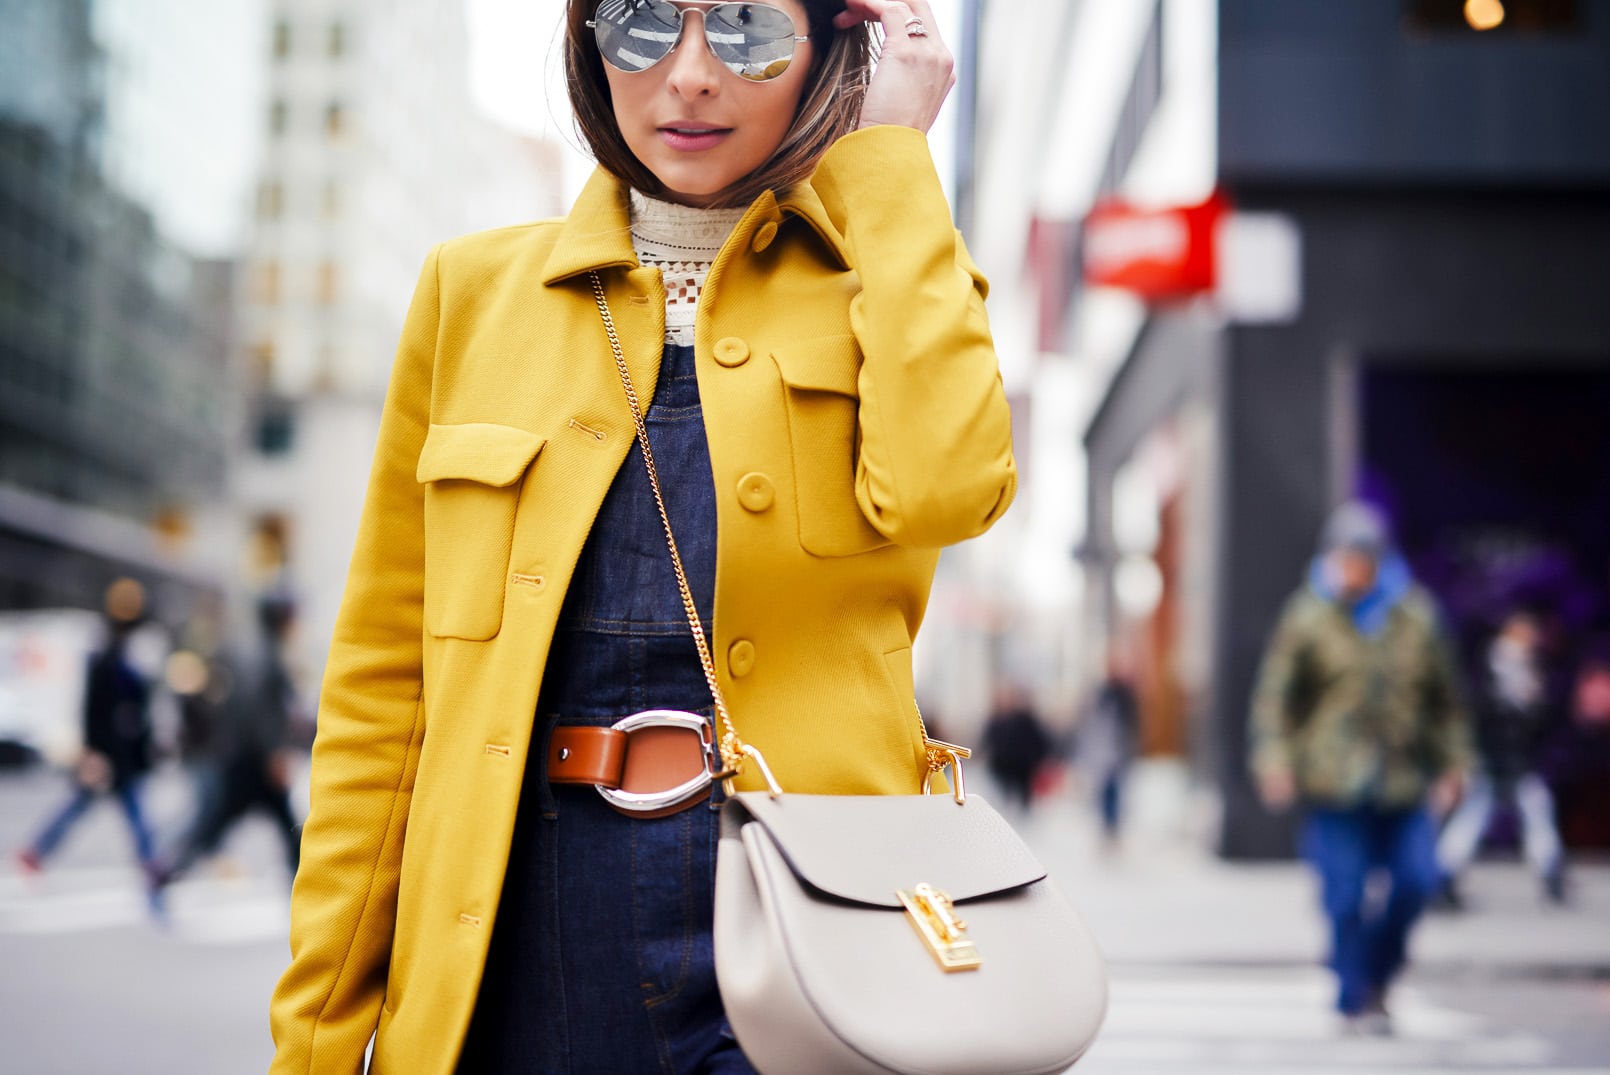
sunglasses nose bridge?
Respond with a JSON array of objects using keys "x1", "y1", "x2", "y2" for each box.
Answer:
[
  {"x1": 669, "y1": 7, "x2": 717, "y2": 59},
  {"x1": 663, "y1": 7, "x2": 727, "y2": 78}
]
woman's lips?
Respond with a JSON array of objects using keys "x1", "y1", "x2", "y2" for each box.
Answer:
[{"x1": 658, "y1": 125, "x2": 733, "y2": 152}]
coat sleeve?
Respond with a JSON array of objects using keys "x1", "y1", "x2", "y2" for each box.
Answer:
[
  {"x1": 809, "y1": 125, "x2": 1017, "y2": 548},
  {"x1": 1248, "y1": 595, "x2": 1309, "y2": 783},
  {"x1": 269, "y1": 247, "x2": 439, "y2": 1074},
  {"x1": 1421, "y1": 609, "x2": 1475, "y2": 777},
  {"x1": 81, "y1": 655, "x2": 115, "y2": 756}
]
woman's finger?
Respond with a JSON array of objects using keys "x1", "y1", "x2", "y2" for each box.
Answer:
[
  {"x1": 834, "y1": 0, "x2": 943, "y2": 44},
  {"x1": 833, "y1": 0, "x2": 880, "y2": 30},
  {"x1": 835, "y1": 0, "x2": 948, "y2": 51}
]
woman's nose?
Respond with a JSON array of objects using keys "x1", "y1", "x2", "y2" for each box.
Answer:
[{"x1": 664, "y1": 11, "x2": 722, "y2": 97}]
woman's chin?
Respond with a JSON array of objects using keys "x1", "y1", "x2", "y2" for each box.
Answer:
[{"x1": 653, "y1": 181, "x2": 726, "y2": 208}]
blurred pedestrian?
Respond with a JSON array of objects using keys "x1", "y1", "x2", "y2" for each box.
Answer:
[
  {"x1": 269, "y1": 4, "x2": 1016, "y2": 1071},
  {"x1": 1081, "y1": 646, "x2": 1140, "y2": 850},
  {"x1": 1435, "y1": 608, "x2": 1565, "y2": 906},
  {"x1": 153, "y1": 590, "x2": 304, "y2": 889},
  {"x1": 167, "y1": 594, "x2": 229, "y2": 766},
  {"x1": 1249, "y1": 502, "x2": 1471, "y2": 1034},
  {"x1": 13, "y1": 579, "x2": 162, "y2": 905},
  {"x1": 1538, "y1": 637, "x2": 1610, "y2": 853},
  {"x1": 982, "y1": 683, "x2": 1052, "y2": 811},
  {"x1": 163, "y1": 601, "x2": 233, "y2": 846}
]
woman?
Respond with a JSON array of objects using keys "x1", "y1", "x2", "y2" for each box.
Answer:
[{"x1": 269, "y1": 0, "x2": 1015, "y2": 1071}]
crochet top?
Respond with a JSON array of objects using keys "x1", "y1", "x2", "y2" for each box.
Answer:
[{"x1": 628, "y1": 189, "x2": 747, "y2": 347}]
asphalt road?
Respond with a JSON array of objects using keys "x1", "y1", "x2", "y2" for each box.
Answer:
[{"x1": 2, "y1": 765, "x2": 289, "y2": 1074}]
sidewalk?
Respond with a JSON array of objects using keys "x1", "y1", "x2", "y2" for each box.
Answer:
[{"x1": 1005, "y1": 770, "x2": 1610, "y2": 980}]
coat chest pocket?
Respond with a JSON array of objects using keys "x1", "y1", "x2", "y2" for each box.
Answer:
[
  {"x1": 416, "y1": 423, "x2": 545, "y2": 640},
  {"x1": 771, "y1": 337, "x2": 893, "y2": 558}
]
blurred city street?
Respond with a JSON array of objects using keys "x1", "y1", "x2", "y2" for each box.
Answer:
[
  {"x1": 3, "y1": 762, "x2": 1608, "y2": 1074},
  {"x1": 4, "y1": 0, "x2": 1610, "y2": 1072},
  {"x1": 1024, "y1": 771, "x2": 1610, "y2": 1075},
  {"x1": 1, "y1": 764, "x2": 292, "y2": 1073}
]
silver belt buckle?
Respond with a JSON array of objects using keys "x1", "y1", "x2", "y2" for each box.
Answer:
[{"x1": 594, "y1": 709, "x2": 716, "y2": 814}]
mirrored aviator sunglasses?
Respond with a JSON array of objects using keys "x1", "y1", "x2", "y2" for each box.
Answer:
[{"x1": 589, "y1": 0, "x2": 809, "y2": 83}]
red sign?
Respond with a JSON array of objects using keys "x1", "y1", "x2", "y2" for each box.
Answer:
[{"x1": 1082, "y1": 192, "x2": 1227, "y2": 301}]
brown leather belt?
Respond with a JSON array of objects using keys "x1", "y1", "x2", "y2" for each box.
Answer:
[
  {"x1": 548, "y1": 727, "x2": 629, "y2": 786},
  {"x1": 547, "y1": 710, "x2": 715, "y2": 818}
]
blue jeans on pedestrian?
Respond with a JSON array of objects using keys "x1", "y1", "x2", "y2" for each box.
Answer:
[
  {"x1": 458, "y1": 344, "x2": 755, "y2": 1074},
  {"x1": 1301, "y1": 805, "x2": 1440, "y2": 1014},
  {"x1": 29, "y1": 778, "x2": 157, "y2": 868},
  {"x1": 1098, "y1": 771, "x2": 1124, "y2": 838}
]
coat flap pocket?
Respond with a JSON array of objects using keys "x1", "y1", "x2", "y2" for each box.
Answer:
[
  {"x1": 770, "y1": 335, "x2": 861, "y2": 396},
  {"x1": 416, "y1": 423, "x2": 545, "y2": 487},
  {"x1": 728, "y1": 792, "x2": 1047, "y2": 908}
]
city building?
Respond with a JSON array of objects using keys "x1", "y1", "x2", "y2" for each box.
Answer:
[
  {"x1": 969, "y1": 0, "x2": 1610, "y2": 856},
  {"x1": 235, "y1": 0, "x2": 565, "y2": 680},
  {"x1": 0, "y1": 0, "x2": 236, "y2": 617}
]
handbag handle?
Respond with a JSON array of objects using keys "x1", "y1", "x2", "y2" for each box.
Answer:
[{"x1": 587, "y1": 271, "x2": 969, "y2": 801}]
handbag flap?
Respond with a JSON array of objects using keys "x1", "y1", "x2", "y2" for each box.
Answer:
[{"x1": 728, "y1": 792, "x2": 1047, "y2": 908}]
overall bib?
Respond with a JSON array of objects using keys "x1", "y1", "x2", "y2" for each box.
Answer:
[{"x1": 458, "y1": 344, "x2": 755, "y2": 1075}]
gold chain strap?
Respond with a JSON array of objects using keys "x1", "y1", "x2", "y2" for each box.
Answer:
[{"x1": 587, "y1": 272, "x2": 752, "y2": 780}]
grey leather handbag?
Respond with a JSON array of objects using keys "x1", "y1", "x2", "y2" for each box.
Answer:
[
  {"x1": 592, "y1": 275, "x2": 1108, "y2": 1073},
  {"x1": 714, "y1": 791, "x2": 1107, "y2": 1074}
]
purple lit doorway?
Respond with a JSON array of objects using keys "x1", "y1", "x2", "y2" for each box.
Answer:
[{"x1": 1354, "y1": 363, "x2": 1610, "y2": 847}]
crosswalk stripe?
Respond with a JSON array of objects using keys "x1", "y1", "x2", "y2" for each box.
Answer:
[
  {"x1": 1075, "y1": 969, "x2": 1571, "y2": 1073},
  {"x1": 0, "y1": 867, "x2": 288, "y2": 943}
]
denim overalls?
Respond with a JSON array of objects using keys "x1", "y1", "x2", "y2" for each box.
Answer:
[{"x1": 458, "y1": 344, "x2": 756, "y2": 1074}]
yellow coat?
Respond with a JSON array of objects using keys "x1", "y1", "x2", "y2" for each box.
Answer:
[{"x1": 269, "y1": 126, "x2": 1016, "y2": 1074}]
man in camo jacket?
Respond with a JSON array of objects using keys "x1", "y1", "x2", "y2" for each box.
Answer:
[{"x1": 1249, "y1": 501, "x2": 1471, "y2": 1033}]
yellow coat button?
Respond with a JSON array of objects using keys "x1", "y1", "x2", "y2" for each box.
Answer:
[
  {"x1": 728, "y1": 639, "x2": 756, "y2": 677},
  {"x1": 737, "y1": 472, "x2": 775, "y2": 512},
  {"x1": 713, "y1": 337, "x2": 750, "y2": 367},
  {"x1": 752, "y1": 221, "x2": 779, "y2": 253}
]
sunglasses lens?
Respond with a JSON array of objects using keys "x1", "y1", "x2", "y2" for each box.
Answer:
[
  {"x1": 705, "y1": 4, "x2": 801, "y2": 82},
  {"x1": 593, "y1": 0, "x2": 683, "y2": 72}
]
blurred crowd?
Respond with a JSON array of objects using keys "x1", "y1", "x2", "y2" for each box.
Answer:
[
  {"x1": 973, "y1": 498, "x2": 1610, "y2": 1032},
  {"x1": 10, "y1": 577, "x2": 310, "y2": 917},
  {"x1": 982, "y1": 507, "x2": 1610, "y2": 879}
]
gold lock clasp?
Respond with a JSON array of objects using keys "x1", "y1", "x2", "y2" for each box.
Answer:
[{"x1": 897, "y1": 882, "x2": 982, "y2": 972}]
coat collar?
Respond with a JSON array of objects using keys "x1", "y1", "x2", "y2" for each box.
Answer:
[
  {"x1": 540, "y1": 165, "x2": 852, "y2": 286},
  {"x1": 776, "y1": 182, "x2": 851, "y2": 270}
]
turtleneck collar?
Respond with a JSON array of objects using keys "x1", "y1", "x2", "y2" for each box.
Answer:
[{"x1": 628, "y1": 189, "x2": 747, "y2": 258}]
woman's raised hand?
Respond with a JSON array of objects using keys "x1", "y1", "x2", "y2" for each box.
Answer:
[{"x1": 835, "y1": 0, "x2": 956, "y2": 134}]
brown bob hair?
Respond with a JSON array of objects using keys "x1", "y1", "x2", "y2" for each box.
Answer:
[{"x1": 564, "y1": 0, "x2": 876, "y2": 208}]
